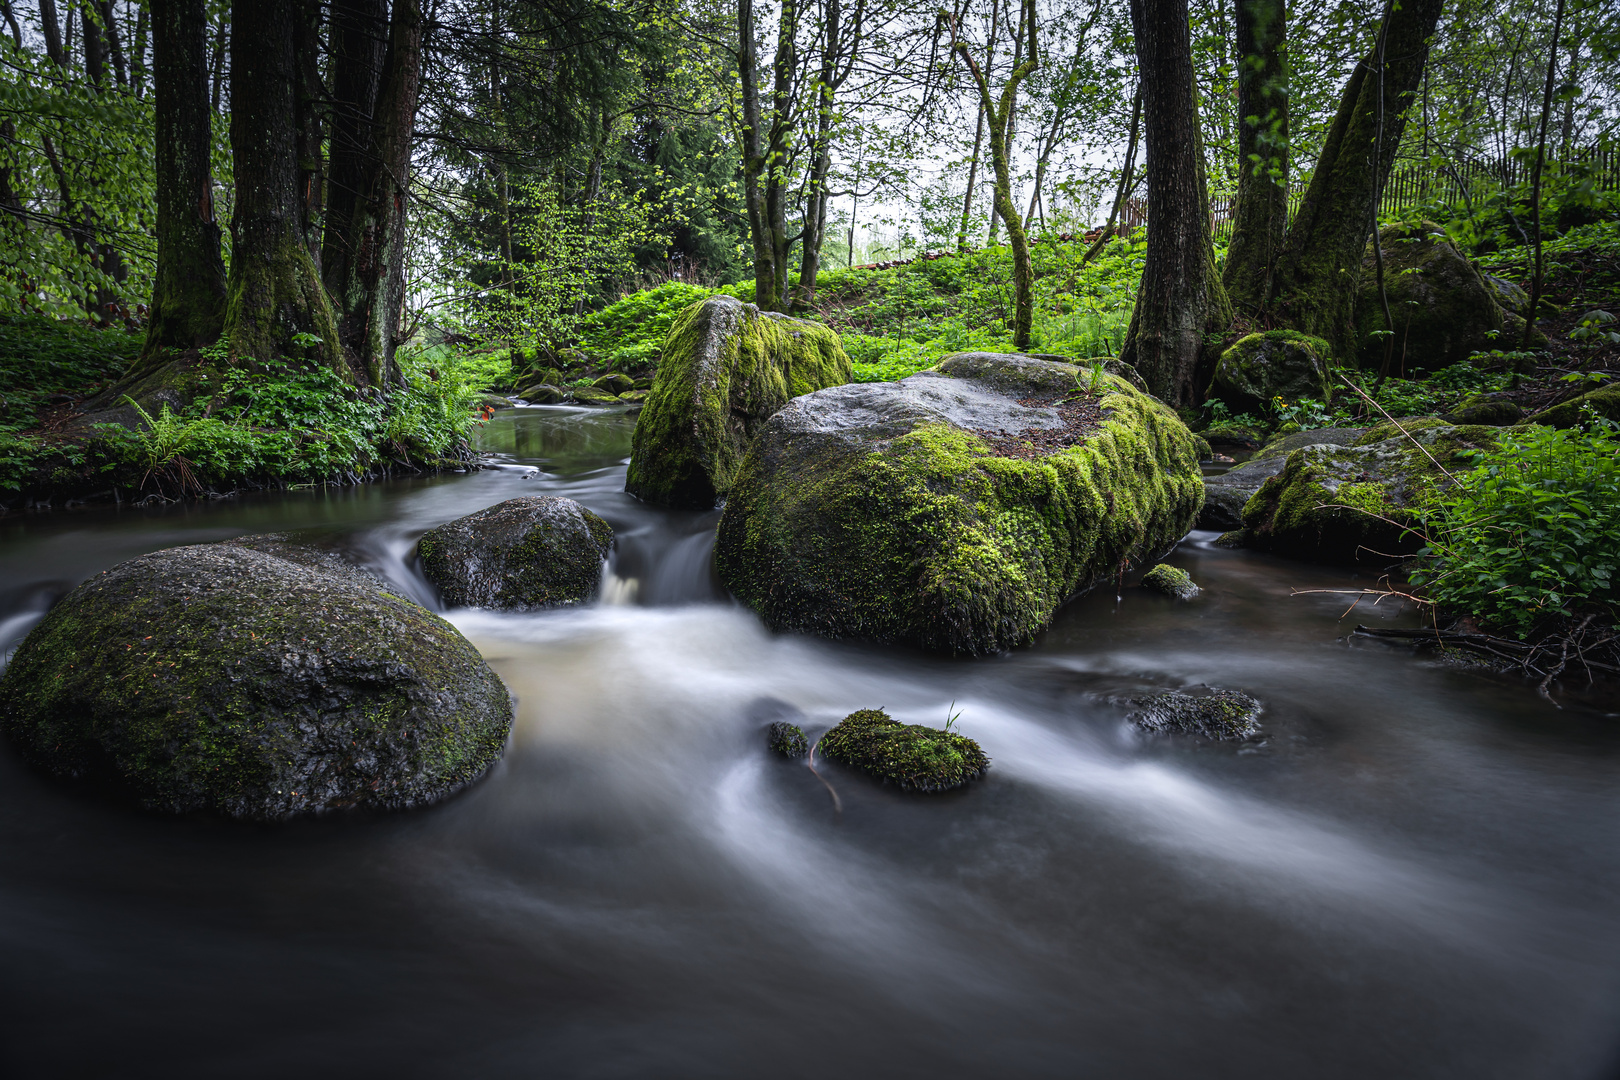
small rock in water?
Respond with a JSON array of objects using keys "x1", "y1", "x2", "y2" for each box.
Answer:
[
  {"x1": 418, "y1": 496, "x2": 613, "y2": 610},
  {"x1": 817, "y1": 708, "x2": 989, "y2": 792},
  {"x1": 766, "y1": 721, "x2": 809, "y2": 757},
  {"x1": 1141, "y1": 563, "x2": 1201, "y2": 600},
  {"x1": 1128, "y1": 689, "x2": 1261, "y2": 739}
]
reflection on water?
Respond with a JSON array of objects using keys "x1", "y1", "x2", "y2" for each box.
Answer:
[{"x1": 1, "y1": 406, "x2": 1619, "y2": 1078}]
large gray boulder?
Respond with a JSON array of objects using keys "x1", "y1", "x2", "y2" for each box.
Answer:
[
  {"x1": 624, "y1": 295, "x2": 851, "y2": 509},
  {"x1": 418, "y1": 496, "x2": 612, "y2": 610},
  {"x1": 715, "y1": 353, "x2": 1205, "y2": 655},
  {"x1": 0, "y1": 543, "x2": 513, "y2": 819},
  {"x1": 1198, "y1": 427, "x2": 1367, "y2": 531}
]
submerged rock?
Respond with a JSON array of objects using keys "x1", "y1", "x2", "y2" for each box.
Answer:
[
  {"x1": 418, "y1": 496, "x2": 613, "y2": 610},
  {"x1": 1141, "y1": 564, "x2": 1201, "y2": 600},
  {"x1": 1197, "y1": 426, "x2": 1367, "y2": 531},
  {"x1": 1355, "y1": 222, "x2": 1520, "y2": 369},
  {"x1": 1209, "y1": 331, "x2": 1333, "y2": 416},
  {"x1": 817, "y1": 708, "x2": 989, "y2": 792},
  {"x1": 625, "y1": 295, "x2": 851, "y2": 509},
  {"x1": 1234, "y1": 419, "x2": 1497, "y2": 563},
  {"x1": 0, "y1": 544, "x2": 513, "y2": 819},
  {"x1": 1128, "y1": 689, "x2": 1261, "y2": 739},
  {"x1": 766, "y1": 721, "x2": 809, "y2": 757},
  {"x1": 715, "y1": 352, "x2": 1204, "y2": 655}
]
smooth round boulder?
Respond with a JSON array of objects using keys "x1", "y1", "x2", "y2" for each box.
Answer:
[
  {"x1": 418, "y1": 496, "x2": 612, "y2": 610},
  {"x1": 0, "y1": 544, "x2": 513, "y2": 819},
  {"x1": 715, "y1": 353, "x2": 1204, "y2": 654}
]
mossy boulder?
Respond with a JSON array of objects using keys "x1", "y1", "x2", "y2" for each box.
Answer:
[
  {"x1": 593, "y1": 372, "x2": 635, "y2": 394},
  {"x1": 1197, "y1": 426, "x2": 1367, "y2": 531},
  {"x1": 618, "y1": 389, "x2": 648, "y2": 404},
  {"x1": 1128, "y1": 689, "x2": 1260, "y2": 739},
  {"x1": 714, "y1": 353, "x2": 1205, "y2": 654},
  {"x1": 1445, "y1": 393, "x2": 1523, "y2": 426},
  {"x1": 1236, "y1": 421, "x2": 1498, "y2": 562},
  {"x1": 625, "y1": 295, "x2": 852, "y2": 509},
  {"x1": 1355, "y1": 222, "x2": 1512, "y2": 370},
  {"x1": 418, "y1": 496, "x2": 612, "y2": 610},
  {"x1": 1201, "y1": 422, "x2": 1266, "y2": 450},
  {"x1": 1520, "y1": 383, "x2": 1620, "y2": 429},
  {"x1": 1141, "y1": 564, "x2": 1200, "y2": 600},
  {"x1": 0, "y1": 544, "x2": 513, "y2": 819},
  {"x1": 1209, "y1": 330, "x2": 1333, "y2": 415},
  {"x1": 518, "y1": 383, "x2": 566, "y2": 404},
  {"x1": 817, "y1": 708, "x2": 989, "y2": 792},
  {"x1": 571, "y1": 385, "x2": 623, "y2": 406}
]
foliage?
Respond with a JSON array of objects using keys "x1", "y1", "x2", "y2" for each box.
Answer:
[
  {"x1": 1410, "y1": 411, "x2": 1620, "y2": 634},
  {"x1": 576, "y1": 282, "x2": 714, "y2": 370}
]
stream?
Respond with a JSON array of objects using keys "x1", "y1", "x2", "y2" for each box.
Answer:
[{"x1": 1, "y1": 405, "x2": 1619, "y2": 1078}]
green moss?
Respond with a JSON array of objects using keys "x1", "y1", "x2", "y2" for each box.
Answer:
[
  {"x1": 817, "y1": 708, "x2": 989, "y2": 792},
  {"x1": 716, "y1": 371, "x2": 1205, "y2": 654},
  {"x1": 418, "y1": 497, "x2": 612, "y2": 610},
  {"x1": 625, "y1": 296, "x2": 852, "y2": 508},
  {"x1": 767, "y1": 721, "x2": 809, "y2": 757},
  {"x1": 1209, "y1": 330, "x2": 1333, "y2": 413},
  {"x1": 1141, "y1": 563, "x2": 1200, "y2": 599}
]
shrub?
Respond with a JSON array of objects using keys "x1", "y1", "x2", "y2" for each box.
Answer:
[{"x1": 1409, "y1": 411, "x2": 1620, "y2": 634}]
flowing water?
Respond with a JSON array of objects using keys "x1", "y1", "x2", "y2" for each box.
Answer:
[{"x1": 1, "y1": 406, "x2": 1619, "y2": 1078}]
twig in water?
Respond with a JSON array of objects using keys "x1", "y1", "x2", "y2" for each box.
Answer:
[{"x1": 806, "y1": 740, "x2": 843, "y2": 815}]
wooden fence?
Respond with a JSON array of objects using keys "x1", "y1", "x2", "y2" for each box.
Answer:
[{"x1": 1209, "y1": 147, "x2": 1619, "y2": 242}]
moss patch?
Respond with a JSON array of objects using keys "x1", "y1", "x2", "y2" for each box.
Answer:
[
  {"x1": 1141, "y1": 564, "x2": 1201, "y2": 600},
  {"x1": 1521, "y1": 383, "x2": 1620, "y2": 429},
  {"x1": 625, "y1": 296, "x2": 851, "y2": 508},
  {"x1": 767, "y1": 721, "x2": 809, "y2": 757},
  {"x1": 817, "y1": 708, "x2": 989, "y2": 792},
  {"x1": 1209, "y1": 330, "x2": 1334, "y2": 414}
]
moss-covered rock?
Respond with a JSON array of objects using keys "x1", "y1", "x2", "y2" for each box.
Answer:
[
  {"x1": 1445, "y1": 394, "x2": 1523, "y2": 426},
  {"x1": 618, "y1": 389, "x2": 648, "y2": 404},
  {"x1": 1201, "y1": 422, "x2": 1266, "y2": 450},
  {"x1": 1209, "y1": 330, "x2": 1334, "y2": 415},
  {"x1": 418, "y1": 496, "x2": 612, "y2": 610},
  {"x1": 0, "y1": 544, "x2": 512, "y2": 819},
  {"x1": 1520, "y1": 383, "x2": 1620, "y2": 429},
  {"x1": 1141, "y1": 564, "x2": 1201, "y2": 599},
  {"x1": 518, "y1": 383, "x2": 566, "y2": 404},
  {"x1": 593, "y1": 372, "x2": 635, "y2": 394},
  {"x1": 1197, "y1": 426, "x2": 1368, "y2": 530},
  {"x1": 571, "y1": 385, "x2": 624, "y2": 406},
  {"x1": 715, "y1": 353, "x2": 1204, "y2": 654},
  {"x1": 624, "y1": 295, "x2": 852, "y2": 509},
  {"x1": 1128, "y1": 689, "x2": 1260, "y2": 739},
  {"x1": 1355, "y1": 222, "x2": 1510, "y2": 369},
  {"x1": 767, "y1": 721, "x2": 809, "y2": 757},
  {"x1": 1238, "y1": 421, "x2": 1497, "y2": 562},
  {"x1": 817, "y1": 708, "x2": 988, "y2": 792}
]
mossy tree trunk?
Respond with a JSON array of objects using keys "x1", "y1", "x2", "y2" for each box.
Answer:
[
  {"x1": 945, "y1": 0, "x2": 1040, "y2": 351},
  {"x1": 1119, "y1": 0, "x2": 1231, "y2": 405},
  {"x1": 321, "y1": 0, "x2": 388, "y2": 300},
  {"x1": 1265, "y1": 0, "x2": 1443, "y2": 359},
  {"x1": 326, "y1": 0, "x2": 422, "y2": 387},
  {"x1": 138, "y1": 0, "x2": 226, "y2": 364},
  {"x1": 737, "y1": 0, "x2": 801, "y2": 313},
  {"x1": 1221, "y1": 0, "x2": 1288, "y2": 314},
  {"x1": 223, "y1": 0, "x2": 344, "y2": 375}
]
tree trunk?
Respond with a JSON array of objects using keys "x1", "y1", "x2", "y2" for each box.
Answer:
[
  {"x1": 1221, "y1": 0, "x2": 1288, "y2": 313},
  {"x1": 1119, "y1": 0, "x2": 1231, "y2": 404},
  {"x1": 321, "y1": 0, "x2": 388, "y2": 292},
  {"x1": 1522, "y1": 0, "x2": 1566, "y2": 352},
  {"x1": 139, "y1": 0, "x2": 227, "y2": 363},
  {"x1": 793, "y1": 0, "x2": 845, "y2": 309},
  {"x1": 223, "y1": 0, "x2": 343, "y2": 372},
  {"x1": 329, "y1": 0, "x2": 422, "y2": 386},
  {"x1": 737, "y1": 0, "x2": 775, "y2": 309},
  {"x1": 295, "y1": 0, "x2": 325, "y2": 263},
  {"x1": 1266, "y1": 0, "x2": 1444, "y2": 359}
]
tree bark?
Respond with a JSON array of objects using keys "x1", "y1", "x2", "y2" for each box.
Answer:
[
  {"x1": 321, "y1": 0, "x2": 388, "y2": 292},
  {"x1": 295, "y1": 0, "x2": 325, "y2": 263},
  {"x1": 1221, "y1": 0, "x2": 1288, "y2": 313},
  {"x1": 328, "y1": 0, "x2": 422, "y2": 386},
  {"x1": 223, "y1": 0, "x2": 343, "y2": 372},
  {"x1": 139, "y1": 0, "x2": 227, "y2": 362},
  {"x1": 1266, "y1": 0, "x2": 1444, "y2": 359},
  {"x1": 1522, "y1": 0, "x2": 1566, "y2": 352},
  {"x1": 1119, "y1": 0, "x2": 1230, "y2": 404},
  {"x1": 737, "y1": 0, "x2": 798, "y2": 312}
]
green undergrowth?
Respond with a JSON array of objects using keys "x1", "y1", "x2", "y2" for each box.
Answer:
[
  {"x1": 1410, "y1": 410, "x2": 1620, "y2": 635},
  {"x1": 816, "y1": 708, "x2": 989, "y2": 792}
]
